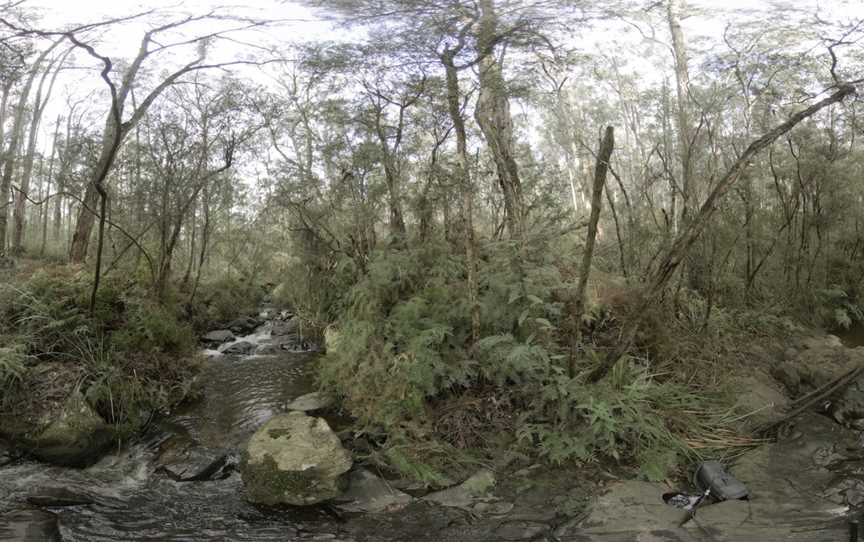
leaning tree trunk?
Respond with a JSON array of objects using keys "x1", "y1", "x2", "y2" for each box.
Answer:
[
  {"x1": 569, "y1": 126, "x2": 614, "y2": 377},
  {"x1": 586, "y1": 84, "x2": 857, "y2": 383}
]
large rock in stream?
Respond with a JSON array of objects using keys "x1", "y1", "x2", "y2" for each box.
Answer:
[
  {"x1": 241, "y1": 411, "x2": 352, "y2": 506},
  {"x1": 201, "y1": 329, "x2": 234, "y2": 345},
  {"x1": 220, "y1": 341, "x2": 256, "y2": 356},
  {"x1": 20, "y1": 392, "x2": 112, "y2": 468}
]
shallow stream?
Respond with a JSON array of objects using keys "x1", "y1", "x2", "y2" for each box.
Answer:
[{"x1": 0, "y1": 320, "x2": 354, "y2": 542}]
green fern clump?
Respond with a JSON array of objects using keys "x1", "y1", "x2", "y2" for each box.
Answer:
[
  {"x1": 519, "y1": 361, "x2": 719, "y2": 481},
  {"x1": 112, "y1": 297, "x2": 195, "y2": 354},
  {"x1": 0, "y1": 341, "x2": 29, "y2": 396},
  {"x1": 0, "y1": 268, "x2": 99, "y2": 357},
  {"x1": 814, "y1": 286, "x2": 863, "y2": 330},
  {"x1": 0, "y1": 265, "x2": 201, "y2": 441},
  {"x1": 319, "y1": 239, "x2": 575, "y2": 477},
  {"x1": 320, "y1": 240, "x2": 467, "y2": 427}
]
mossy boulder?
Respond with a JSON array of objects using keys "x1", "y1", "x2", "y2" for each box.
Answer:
[
  {"x1": 241, "y1": 412, "x2": 352, "y2": 506},
  {"x1": 22, "y1": 391, "x2": 113, "y2": 467}
]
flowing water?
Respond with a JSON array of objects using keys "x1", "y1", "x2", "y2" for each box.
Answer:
[{"x1": 0, "y1": 320, "x2": 356, "y2": 542}]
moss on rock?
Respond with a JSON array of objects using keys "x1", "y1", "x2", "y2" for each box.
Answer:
[{"x1": 241, "y1": 412, "x2": 352, "y2": 506}]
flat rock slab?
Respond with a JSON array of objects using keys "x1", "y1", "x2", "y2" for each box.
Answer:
[
  {"x1": 202, "y1": 330, "x2": 234, "y2": 344},
  {"x1": 336, "y1": 469, "x2": 412, "y2": 513},
  {"x1": 563, "y1": 414, "x2": 850, "y2": 542},
  {"x1": 155, "y1": 436, "x2": 235, "y2": 482},
  {"x1": 286, "y1": 392, "x2": 334, "y2": 413},
  {"x1": 423, "y1": 469, "x2": 496, "y2": 510}
]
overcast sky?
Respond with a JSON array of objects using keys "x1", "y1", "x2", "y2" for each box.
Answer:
[{"x1": 15, "y1": 0, "x2": 864, "y2": 157}]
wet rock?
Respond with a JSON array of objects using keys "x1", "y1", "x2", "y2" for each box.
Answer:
[
  {"x1": 271, "y1": 318, "x2": 300, "y2": 337},
  {"x1": 423, "y1": 469, "x2": 496, "y2": 510},
  {"x1": 731, "y1": 371, "x2": 789, "y2": 430},
  {"x1": 0, "y1": 509, "x2": 60, "y2": 541},
  {"x1": 26, "y1": 487, "x2": 95, "y2": 507},
  {"x1": 286, "y1": 392, "x2": 334, "y2": 413},
  {"x1": 472, "y1": 500, "x2": 514, "y2": 515},
  {"x1": 802, "y1": 334, "x2": 844, "y2": 350},
  {"x1": 220, "y1": 341, "x2": 256, "y2": 356},
  {"x1": 22, "y1": 391, "x2": 113, "y2": 467},
  {"x1": 336, "y1": 469, "x2": 412, "y2": 513},
  {"x1": 255, "y1": 343, "x2": 284, "y2": 356},
  {"x1": 155, "y1": 435, "x2": 235, "y2": 482},
  {"x1": 771, "y1": 362, "x2": 801, "y2": 395},
  {"x1": 574, "y1": 481, "x2": 689, "y2": 538},
  {"x1": 202, "y1": 329, "x2": 235, "y2": 345},
  {"x1": 227, "y1": 316, "x2": 261, "y2": 335},
  {"x1": 494, "y1": 520, "x2": 547, "y2": 540},
  {"x1": 828, "y1": 373, "x2": 864, "y2": 428},
  {"x1": 241, "y1": 412, "x2": 353, "y2": 506}
]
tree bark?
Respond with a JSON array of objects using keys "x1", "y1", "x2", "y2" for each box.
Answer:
[
  {"x1": 570, "y1": 126, "x2": 614, "y2": 378},
  {"x1": 442, "y1": 40, "x2": 481, "y2": 344},
  {"x1": 40, "y1": 116, "x2": 61, "y2": 256},
  {"x1": 667, "y1": 0, "x2": 693, "y2": 221},
  {"x1": 0, "y1": 40, "x2": 60, "y2": 255},
  {"x1": 12, "y1": 49, "x2": 67, "y2": 253},
  {"x1": 474, "y1": 0, "x2": 525, "y2": 239}
]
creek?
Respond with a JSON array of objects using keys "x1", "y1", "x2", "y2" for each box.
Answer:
[
  {"x1": 7, "y1": 315, "x2": 864, "y2": 541},
  {"x1": 0, "y1": 317, "x2": 355, "y2": 542}
]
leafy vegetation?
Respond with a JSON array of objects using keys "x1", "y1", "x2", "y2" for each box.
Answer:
[
  {"x1": 2, "y1": 0, "x2": 863, "y2": 485},
  {"x1": 0, "y1": 266, "x2": 200, "y2": 437}
]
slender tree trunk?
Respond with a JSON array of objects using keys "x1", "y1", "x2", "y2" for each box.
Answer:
[
  {"x1": 0, "y1": 42, "x2": 59, "y2": 254},
  {"x1": 13, "y1": 52, "x2": 65, "y2": 254},
  {"x1": 667, "y1": 0, "x2": 693, "y2": 221},
  {"x1": 40, "y1": 117, "x2": 61, "y2": 256},
  {"x1": 570, "y1": 127, "x2": 614, "y2": 378},
  {"x1": 442, "y1": 47, "x2": 480, "y2": 344}
]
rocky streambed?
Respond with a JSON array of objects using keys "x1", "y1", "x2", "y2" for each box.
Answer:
[
  {"x1": 0, "y1": 311, "x2": 596, "y2": 542},
  {"x1": 4, "y1": 316, "x2": 864, "y2": 542}
]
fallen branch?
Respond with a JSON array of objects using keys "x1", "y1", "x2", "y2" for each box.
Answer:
[{"x1": 753, "y1": 365, "x2": 864, "y2": 437}]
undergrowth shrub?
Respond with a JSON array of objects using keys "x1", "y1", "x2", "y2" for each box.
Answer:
[
  {"x1": 320, "y1": 237, "x2": 730, "y2": 483},
  {"x1": 0, "y1": 341, "x2": 29, "y2": 405},
  {"x1": 0, "y1": 265, "x2": 201, "y2": 439},
  {"x1": 813, "y1": 286, "x2": 863, "y2": 330}
]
